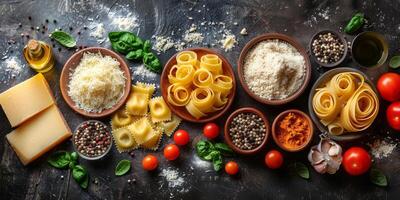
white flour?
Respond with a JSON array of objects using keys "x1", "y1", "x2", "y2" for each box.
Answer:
[
  {"x1": 368, "y1": 139, "x2": 397, "y2": 159},
  {"x1": 1, "y1": 57, "x2": 23, "y2": 84}
]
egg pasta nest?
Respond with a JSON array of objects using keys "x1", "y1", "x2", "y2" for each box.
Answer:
[
  {"x1": 312, "y1": 72, "x2": 379, "y2": 135},
  {"x1": 111, "y1": 82, "x2": 181, "y2": 152},
  {"x1": 167, "y1": 51, "x2": 233, "y2": 119}
]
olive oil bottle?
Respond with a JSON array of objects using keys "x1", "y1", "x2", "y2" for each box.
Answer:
[{"x1": 23, "y1": 39, "x2": 55, "y2": 72}]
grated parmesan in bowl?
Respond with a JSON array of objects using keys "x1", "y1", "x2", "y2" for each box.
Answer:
[{"x1": 67, "y1": 52, "x2": 127, "y2": 113}]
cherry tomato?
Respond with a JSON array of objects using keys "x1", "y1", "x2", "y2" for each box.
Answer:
[
  {"x1": 142, "y1": 154, "x2": 158, "y2": 171},
  {"x1": 225, "y1": 161, "x2": 239, "y2": 175},
  {"x1": 173, "y1": 129, "x2": 190, "y2": 146},
  {"x1": 203, "y1": 123, "x2": 219, "y2": 139},
  {"x1": 377, "y1": 72, "x2": 400, "y2": 102},
  {"x1": 163, "y1": 144, "x2": 180, "y2": 161},
  {"x1": 387, "y1": 102, "x2": 400, "y2": 131},
  {"x1": 265, "y1": 150, "x2": 284, "y2": 169},
  {"x1": 343, "y1": 147, "x2": 371, "y2": 176}
]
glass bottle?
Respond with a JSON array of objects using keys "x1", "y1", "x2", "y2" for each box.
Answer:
[{"x1": 23, "y1": 39, "x2": 55, "y2": 72}]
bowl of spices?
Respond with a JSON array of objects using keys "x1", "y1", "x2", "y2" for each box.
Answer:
[
  {"x1": 224, "y1": 107, "x2": 269, "y2": 155},
  {"x1": 309, "y1": 30, "x2": 347, "y2": 68},
  {"x1": 272, "y1": 109, "x2": 313, "y2": 152},
  {"x1": 73, "y1": 120, "x2": 112, "y2": 160},
  {"x1": 238, "y1": 33, "x2": 311, "y2": 105}
]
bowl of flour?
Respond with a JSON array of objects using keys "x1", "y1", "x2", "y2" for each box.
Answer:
[{"x1": 238, "y1": 33, "x2": 311, "y2": 105}]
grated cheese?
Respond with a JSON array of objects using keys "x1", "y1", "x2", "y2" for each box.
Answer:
[{"x1": 68, "y1": 52, "x2": 126, "y2": 113}]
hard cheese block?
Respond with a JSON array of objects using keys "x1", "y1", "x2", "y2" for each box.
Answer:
[
  {"x1": 0, "y1": 73, "x2": 54, "y2": 127},
  {"x1": 6, "y1": 105, "x2": 72, "y2": 165}
]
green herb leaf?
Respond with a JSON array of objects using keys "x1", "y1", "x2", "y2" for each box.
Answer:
[
  {"x1": 70, "y1": 152, "x2": 78, "y2": 162},
  {"x1": 72, "y1": 165, "x2": 89, "y2": 189},
  {"x1": 72, "y1": 165, "x2": 87, "y2": 183},
  {"x1": 47, "y1": 151, "x2": 71, "y2": 169},
  {"x1": 204, "y1": 151, "x2": 219, "y2": 161},
  {"x1": 69, "y1": 161, "x2": 77, "y2": 169},
  {"x1": 143, "y1": 52, "x2": 162, "y2": 72},
  {"x1": 126, "y1": 49, "x2": 144, "y2": 60},
  {"x1": 369, "y1": 168, "x2": 388, "y2": 187},
  {"x1": 115, "y1": 160, "x2": 131, "y2": 176},
  {"x1": 50, "y1": 31, "x2": 76, "y2": 48},
  {"x1": 389, "y1": 56, "x2": 400, "y2": 69},
  {"x1": 290, "y1": 162, "x2": 310, "y2": 179},
  {"x1": 214, "y1": 143, "x2": 233, "y2": 156},
  {"x1": 344, "y1": 13, "x2": 365, "y2": 34},
  {"x1": 196, "y1": 140, "x2": 214, "y2": 158},
  {"x1": 212, "y1": 152, "x2": 223, "y2": 171},
  {"x1": 143, "y1": 40, "x2": 151, "y2": 52},
  {"x1": 108, "y1": 32, "x2": 128, "y2": 42}
]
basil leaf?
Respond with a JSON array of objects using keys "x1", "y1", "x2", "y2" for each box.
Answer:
[
  {"x1": 204, "y1": 151, "x2": 219, "y2": 161},
  {"x1": 112, "y1": 40, "x2": 134, "y2": 54},
  {"x1": 69, "y1": 161, "x2": 77, "y2": 169},
  {"x1": 50, "y1": 31, "x2": 76, "y2": 48},
  {"x1": 344, "y1": 13, "x2": 365, "y2": 34},
  {"x1": 196, "y1": 140, "x2": 213, "y2": 158},
  {"x1": 143, "y1": 52, "x2": 162, "y2": 72},
  {"x1": 126, "y1": 49, "x2": 144, "y2": 60},
  {"x1": 389, "y1": 56, "x2": 400, "y2": 69},
  {"x1": 212, "y1": 152, "x2": 223, "y2": 171},
  {"x1": 72, "y1": 165, "x2": 87, "y2": 183},
  {"x1": 369, "y1": 168, "x2": 388, "y2": 187},
  {"x1": 143, "y1": 40, "x2": 151, "y2": 52},
  {"x1": 115, "y1": 159, "x2": 131, "y2": 176},
  {"x1": 47, "y1": 151, "x2": 71, "y2": 169},
  {"x1": 215, "y1": 143, "x2": 233, "y2": 156},
  {"x1": 108, "y1": 32, "x2": 128, "y2": 42},
  {"x1": 80, "y1": 174, "x2": 89, "y2": 189},
  {"x1": 290, "y1": 162, "x2": 310, "y2": 179},
  {"x1": 70, "y1": 152, "x2": 78, "y2": 162}
]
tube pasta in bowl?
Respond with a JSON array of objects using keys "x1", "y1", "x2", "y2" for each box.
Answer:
[
  {"x1": 312, "y1": 72, "x2": 379, "y2": 135},
  {"x1": 166, "y1": 50, "x2": 233, "y2": 119}
]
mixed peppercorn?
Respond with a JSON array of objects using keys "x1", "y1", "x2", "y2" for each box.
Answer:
[
  {"x1": 73, "y1": 120, "x2": 112, "y2": 158},
  {"x1": 311, "y1": 32, "x2": 345, "y2": 64},
  {"x1": 229, "y1": 113, "x2": 266, "y2": 150}
]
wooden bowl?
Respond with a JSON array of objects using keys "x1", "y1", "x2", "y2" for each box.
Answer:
[
  {"x1": 60, "y1": 47, "x2": 131, "y2": 118},
  {"x1": 307, "y1": 67, "x2": 378, "y2": 142},
  {"x1": 224, "y1": 107, "x2": 270, "y2": 155},
  {"x1": 309, "y1": 30, "x2": 348, "y2": 68},
  {"x1": 271, "y1": 109, "x2": 314, "y2": 152},
  {"x1": 160, "y1": 48, "x2": 236, "y2": 123},
  {"x1": 237, "y1": 33, "x2": 312, "y2": 105}
]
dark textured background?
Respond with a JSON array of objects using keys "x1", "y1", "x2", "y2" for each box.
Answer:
[{"x1": 1, "y1": 0, "x2": 400, "y2": 199}]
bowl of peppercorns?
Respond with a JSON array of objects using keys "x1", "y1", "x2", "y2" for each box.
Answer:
[
  {"x1": 224, "y1": 107, "x2": 270, "y2": 155},
  {"x1": 73, "y1": 120, "x2": 112, "y2": 160},
  {"x1": 309, "y1": 30, "x2": 347, "y2": 68}
]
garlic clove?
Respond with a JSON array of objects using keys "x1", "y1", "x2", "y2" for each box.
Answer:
[
  {"x1": 313, "y1": 161, "x2": 328, "y2": 174},
  {"x1": 320, "y1": 139, "x2": 332, "y2": 154},
  {"x1": 328, "y1": 143, "x2": 341, "y2": 156},
  {"x1": 326, "y1": 157, "x2": 341, "y2": 174},
  {"x1": 308, "y1": 147, "x2": 324, "y2": 164}
]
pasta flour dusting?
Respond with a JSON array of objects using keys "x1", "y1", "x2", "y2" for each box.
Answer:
[{"x1": 243, "y1": 40, "x2": 306, "y2": 100}]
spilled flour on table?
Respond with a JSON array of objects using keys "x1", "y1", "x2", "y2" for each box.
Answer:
[
  {"x1": 131, "y1": 64, "x2": 157, "y2": 81},
  {"x1": 1, "y1": 57, "x2": 23, "y2": 84},
  {"x1": 368, "y1": 138, "x2": 397, "y2": 160},
  {"x1": 158, "y1": 167, "x2": 191, "y2": 198}
]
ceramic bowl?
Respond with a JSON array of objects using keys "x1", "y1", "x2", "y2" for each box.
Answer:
[
  {"x1": 224, "y1": 107, "x2": 270, "y2": 155},
  {"x1": 237, "y1": 33, "x2": 312, "y2": 105},
  {"x1": 160, "y1": 48, "x2": 236, "y2": 123},
  {"x1": 309, "y1": 30, "x2": 348, "y2": 68},
  {"x1": 271, "y1": 109, "x2": 314, "y2": 152},
  {"x1": 60, "y1": 47, "x2": 131, "y2": 118},
  {"x1": 307, "y1": 67, "x2": 378, "y2": 142}
]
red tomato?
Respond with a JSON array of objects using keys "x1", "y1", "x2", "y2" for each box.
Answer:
[
  {"x1": 343, "y1": 147, "x2": 371, "y2": 176},
  {"x1": 377, "y1": 72, "x2": 400, "y2": 102},
  {"x1": 387, "y1": 102, "x2": 400, "y2": 131},
  {"x1": 225, "y1": 161, "x2": 239, "y2": 175},
  {"x1": 163, "y1": 144, "x2": 180, "y2": 161},
  {"x1": 142, "y1": 154, "x2": 158, "y2": 171},
  {"x1": 203, "y1": 123, "x2": 219, "y2": 139},
  {"x1": 173, "y1": 129, "x2": 190, "y2": 146},
  {"x1": 265, "y1": 150, "x2": 284, "y2": 169}
]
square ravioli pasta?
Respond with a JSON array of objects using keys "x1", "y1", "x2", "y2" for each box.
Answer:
[{"x1": 149, "y1": 97, "x2": 171, "y2": 123}]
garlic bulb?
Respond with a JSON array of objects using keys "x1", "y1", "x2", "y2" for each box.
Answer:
[{"x1": 308, "y1": 138, "x2": 342, "y2": 174}]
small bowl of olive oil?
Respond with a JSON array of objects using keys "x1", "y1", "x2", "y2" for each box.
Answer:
[{"x1": 351, "y1": 31, "x2": 388, "y2": 68}]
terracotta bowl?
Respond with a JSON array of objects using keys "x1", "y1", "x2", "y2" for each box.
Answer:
[
  {"x1": 160, "y1": 48, "x2": 236, "y2": 123},
  {"x1": 224, "y1": 107, "x2": 270, "y2": 155},
  {"x1": 60, "y1": 47, "x2": 132, "y2": 118},
  {"x1": 307, "y1": 67, "x2": 378, "y2": 142},
  {"x1": 237, "y1": 33, "x2": 312, "y2": 105},
  {"x1": 271, "y1": 109, "x2": 314, "y2": 152},
  {"x1": 309, "y1": 30, "x2": 348, "y2": 68}
]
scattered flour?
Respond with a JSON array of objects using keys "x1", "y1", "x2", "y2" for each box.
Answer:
[
  {"x1": 131, "y1": 64, "x2": 157, "y2": 80},
  {"x1": 1, "y1": 57, "x2": 23, "y2": 84},
  {"x1": 89, "y1": 23, "x2": 106, "y2": 44},
  {"x1": 368, "y1": 139, "x2": 397, "y2": 159},
  {"x1": 220, "y1": 33, "x2": 237, "y2": 52},
  {"x1": 159, "y1": 168, "x2": 185, "y2": 188}
]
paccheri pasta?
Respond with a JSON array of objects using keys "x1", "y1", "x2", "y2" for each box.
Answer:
[
  {"x1": 167, "y1": 51, "x2": 233, "y2": 119},
  {"x1": 111, "y1": 82, "x2": 180, "y2": 152},
  {"x1": 312, "y1": 72, "x2": 379, "y2": 135}
]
